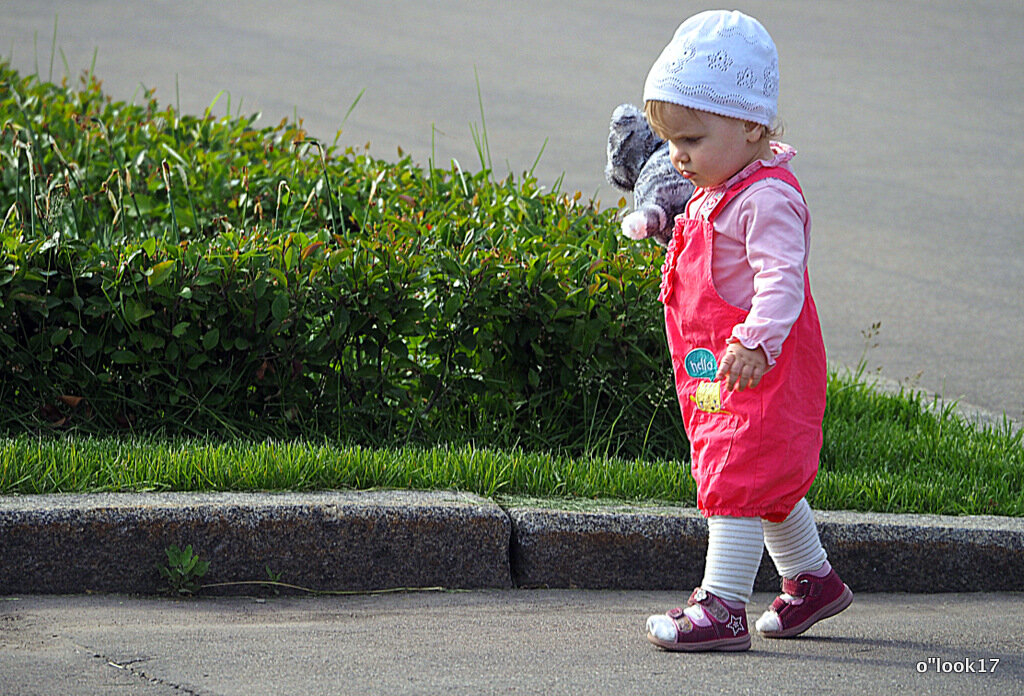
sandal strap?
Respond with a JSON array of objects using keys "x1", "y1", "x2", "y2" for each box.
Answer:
[
  {"x1": 781, "y1": 575, "x2": 824, "y2": 598},
  {"x1": 666, "y1": 606, "x2": 691, "y2": 629},
  {"x1": 687, "y1": 587, "x2": 731, "y2": 623}
]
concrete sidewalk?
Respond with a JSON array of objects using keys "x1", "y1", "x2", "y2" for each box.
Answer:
[
  {"x1": 2, "y1": 591, "x2": 1022, "y2": 696},
  {"x1": 1, "y1": 491, "x2": 1022, "y2": 595}
]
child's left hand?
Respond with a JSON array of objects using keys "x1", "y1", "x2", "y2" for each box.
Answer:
[{"x1": 717, "y1": 343, "x2": 768, "y2": 391}]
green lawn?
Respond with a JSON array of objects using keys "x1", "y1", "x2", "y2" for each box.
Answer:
[{"x1": 2, "y1": 368, "x2": 1020, "y2": 517}]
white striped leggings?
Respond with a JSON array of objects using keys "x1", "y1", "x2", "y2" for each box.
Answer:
[{"x1": 700, "y1": 498, "x2": 827, "y2": 604}]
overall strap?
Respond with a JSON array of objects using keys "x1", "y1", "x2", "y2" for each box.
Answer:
[{"x1": 705, "y1": 166, "x2": 803, "y2": 223}]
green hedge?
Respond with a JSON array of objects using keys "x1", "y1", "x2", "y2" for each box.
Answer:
[{"x1": 0, "y1": 63, "x2": 687, "y2": 457}]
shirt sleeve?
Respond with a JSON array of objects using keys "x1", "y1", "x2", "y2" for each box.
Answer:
[{"x1": 726, "y1": 182, "x2": 810, "y2": 365}]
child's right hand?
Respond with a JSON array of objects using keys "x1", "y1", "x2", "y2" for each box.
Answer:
[{"x1": 716, "y1": 342, "x2": 767, "y2": 391}]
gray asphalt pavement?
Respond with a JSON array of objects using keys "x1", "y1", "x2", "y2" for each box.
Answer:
[
  {"x1": 2, "y1": 0, "x2": 1022, "y2": 420},
  {"x1": 3, "y1": 591, "x2": 1022, "y2": 696}
]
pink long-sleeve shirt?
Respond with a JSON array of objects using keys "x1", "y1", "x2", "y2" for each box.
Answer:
[{"x1": 683, "y1": 143, "x2": 810, "y2": 366}]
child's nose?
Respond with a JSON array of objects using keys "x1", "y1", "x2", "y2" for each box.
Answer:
[{"x1": 670, "y1": 146, "x2": 688, "y2": 170}]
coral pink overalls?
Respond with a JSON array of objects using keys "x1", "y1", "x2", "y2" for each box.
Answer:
[{"x1": 659, "y1": 166, "x2": 826, "y2": 523}]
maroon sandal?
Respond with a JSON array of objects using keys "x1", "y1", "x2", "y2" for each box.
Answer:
[
  {"x1": 756, "y1": 567, "x2": 853, "y2": 638},
  {"x1": 646, "y1": 587, "x2": 750, "y2": 652}
]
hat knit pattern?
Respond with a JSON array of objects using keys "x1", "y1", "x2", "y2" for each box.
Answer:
[{"x1": 644, "y1": 10, "x2": 778, "y2": 126}]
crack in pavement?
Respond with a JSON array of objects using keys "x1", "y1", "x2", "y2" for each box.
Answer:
[{"x1": 76, "y1": 644, "x2": 209, "y2": 696}]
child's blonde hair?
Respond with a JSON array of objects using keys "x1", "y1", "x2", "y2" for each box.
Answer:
[{"x1": 644, "y1": 100, "x2": 783, "y2": 143}]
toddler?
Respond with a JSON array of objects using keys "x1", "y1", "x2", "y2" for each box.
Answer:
[{"x1": 637, "y1": 10, "x2": 852, "y2": 651}]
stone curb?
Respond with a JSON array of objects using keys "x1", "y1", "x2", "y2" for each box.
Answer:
[
  {"x1": 1, "y1": 491, "x2": 1022, "y2": 595},
  {"x1": 0, "y1": 491, "x2": 511, "y2": 594},
  {"x1": 509, "y1": 506, "x2": 1024, "y2": 593}
]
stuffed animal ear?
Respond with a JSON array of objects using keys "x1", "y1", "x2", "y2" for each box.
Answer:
[{"x1": 605, "y1": 104, "x2": 661, "y2": 191}]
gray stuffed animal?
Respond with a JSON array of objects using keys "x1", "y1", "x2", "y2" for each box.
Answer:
[{"x1": 605, "y1": 103, "x2": 694, "y2": 246}]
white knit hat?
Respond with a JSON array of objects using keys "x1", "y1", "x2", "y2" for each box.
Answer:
[{"x1": 643, "y1": 10, "x2": 779, "y2": 126}]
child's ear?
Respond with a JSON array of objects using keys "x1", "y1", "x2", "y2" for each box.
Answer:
[{"x1": 743, "y1": 121, "x2": 766, "y2": 143}]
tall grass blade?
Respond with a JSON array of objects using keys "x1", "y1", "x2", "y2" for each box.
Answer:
[
  {"x1": 48, "y1": 14, "x2": 58, "y2": 83},
  {"x1": 473, "y1": 66, "x2": 493, "y2": 174}
]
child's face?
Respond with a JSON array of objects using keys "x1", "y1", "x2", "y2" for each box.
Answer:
[{"x1": 658, "y1": 105, "x2": 769, "y2": 189}]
